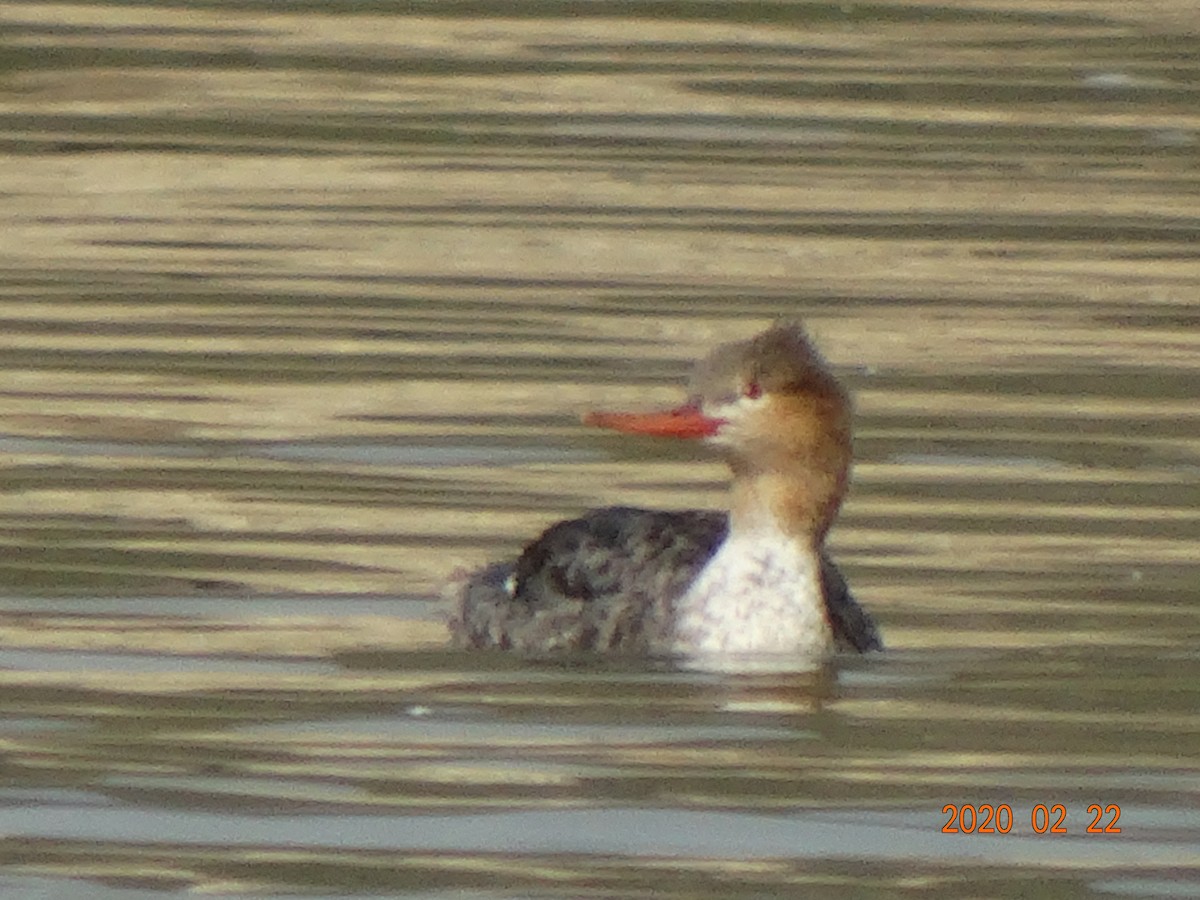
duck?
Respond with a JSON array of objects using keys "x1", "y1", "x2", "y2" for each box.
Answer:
[{"x1": 448, "y1": 321, "x2": 881, "y2": 670}]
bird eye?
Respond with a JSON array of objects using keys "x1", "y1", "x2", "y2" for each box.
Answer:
[{"x1": 743, "y1": 381, "x2": 762, "y2": 400}]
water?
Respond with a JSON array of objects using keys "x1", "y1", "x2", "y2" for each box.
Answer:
[{"x1": 1, "y1": 1, "x2": 1198, "y2": 897}]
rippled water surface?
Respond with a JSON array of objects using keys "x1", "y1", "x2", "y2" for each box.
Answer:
[{"x1": 1, "y1": 1, "x2": 1199, "y2": 897}]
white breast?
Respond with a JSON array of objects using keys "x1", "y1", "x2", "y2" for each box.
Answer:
[{"x1": 670, "y1": 529, "x2": 833, "y2": 670}]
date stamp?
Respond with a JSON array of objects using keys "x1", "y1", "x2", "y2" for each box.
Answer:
[{"x1": 941, "y1": 803, "x2": 1122, "y2": 835}]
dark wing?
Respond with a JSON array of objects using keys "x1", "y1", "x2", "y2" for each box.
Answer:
[
  {"x1": 819, "y1": 555, "x2": 883, "y2": 652},
  {"x1": 450, "y1": 506, "x2": 723, "y2": 654},
  {"x1": 449, "y1": 505, "x2": 881, "y2": 655}
]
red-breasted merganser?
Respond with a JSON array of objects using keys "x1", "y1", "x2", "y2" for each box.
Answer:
[{"x1": 449, "y1": 321, "x2": 881, "y2": 670}]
